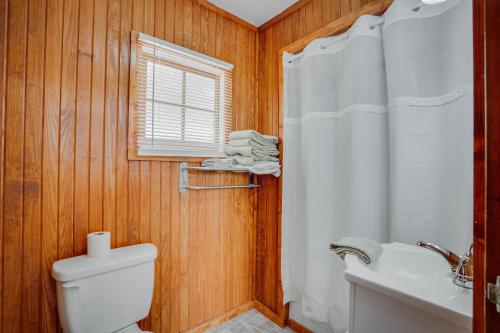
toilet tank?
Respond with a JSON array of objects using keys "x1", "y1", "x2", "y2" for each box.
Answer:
[{"x1": 52, "y1": 243, "x2": 157, "y2": 333}]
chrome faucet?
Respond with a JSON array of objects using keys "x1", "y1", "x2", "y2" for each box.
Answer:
[{"x1": 417, "y1": 241, "x2": 473, "y2": 289}]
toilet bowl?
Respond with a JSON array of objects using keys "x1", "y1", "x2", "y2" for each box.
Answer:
[{"x1": 52, "y1": 243, "x2": 157, "y2": 333}]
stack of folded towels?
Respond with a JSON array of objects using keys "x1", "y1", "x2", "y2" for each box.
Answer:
[{"x1": 202, "y1": 130, "x2": 281, "y2": 177}]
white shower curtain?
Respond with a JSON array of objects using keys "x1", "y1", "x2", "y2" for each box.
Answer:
[
  {"x1": 384, "y1": 0, "x2": 473, "y2": 253},
  {"x1": 282, "y1": 0, "x2": 472, "y2": 332},
  {"x1": 282, "y1": 15, "x2": 389, "y2": 333}
]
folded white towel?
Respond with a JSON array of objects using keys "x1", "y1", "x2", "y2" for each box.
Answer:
[
  {"x1": 227, "y1": 140, "x2": 279, "y2": 155},
  {"x1": 228, "y1": 138, "x2": 276, "y2": 148},
  {"x1": 247, "y1": 161, "x2": 281, "y2": 177},
  {"x1": 201, "y1": 157, "x2": 235, "y2": 168},
  {"x1": 229, "y1": 130, "x2": 278, "y2": 145},
  {"x1": 224, "y1": 145, "x2": 279, "y2": 158},
  {"x1": 330, "y1": 237, "x2": 383, "y2": 265},
  {"x1": 200, "y1": 158, "x2": 280, "y2": 177},
  {"x1": 233, "y1": 155, "x2": 279, "y2": 166}
]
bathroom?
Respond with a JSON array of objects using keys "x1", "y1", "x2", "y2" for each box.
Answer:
[{"x1": 0, "y1": 0, "x2": 498, "y2": 332}]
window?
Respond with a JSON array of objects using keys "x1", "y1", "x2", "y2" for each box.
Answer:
[{"x1": 129, "y1": 32, "x2": 233, "y2": 159}]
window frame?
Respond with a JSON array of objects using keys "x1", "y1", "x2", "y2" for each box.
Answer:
[{"x1": 128, "y1": 31, "x2": 233, "y2": 161}]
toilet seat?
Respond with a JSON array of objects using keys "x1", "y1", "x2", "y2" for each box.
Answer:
[{"x1": 114, "y1": 323, "x2": 152, "y2": 333}]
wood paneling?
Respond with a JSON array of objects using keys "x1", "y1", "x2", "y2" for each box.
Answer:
[
  {"x1": 1, "y1": 0, "x2": 410, "y2": 331},
  {"x1": 474, "y1": 0, "x2": 500, "y2": 332},
  {"x1": 255, "y1": 0, "x2": 393, "y2": 322},
  {"x1": 473, "y1": 0, "x2": 485, "y2": 331},
  {"x1": 0, "y1": 0, "x2": 258, "y2": 332}
]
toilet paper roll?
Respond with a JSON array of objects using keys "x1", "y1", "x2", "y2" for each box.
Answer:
[{"x1": 87, "y1": 231, "x2": 111, "y2": 258}]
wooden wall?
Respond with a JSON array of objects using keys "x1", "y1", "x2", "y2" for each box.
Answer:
[
  {"x1": 0, "y1": 0, "x2": 400, "y2": 331},
  {"x1": 0, "y1": 0, "x2": 259, "y2": 332},
  {"x1": 255, "y1": 0, "x2": 391, "y2": 319}
]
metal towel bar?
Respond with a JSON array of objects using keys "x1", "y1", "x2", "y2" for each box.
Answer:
[{"x1": 179, "y1": 162, "x2": 260, "y2": 192}]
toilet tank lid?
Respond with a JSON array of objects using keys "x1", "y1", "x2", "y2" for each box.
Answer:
[{"x1": 51, "y1": 243, "x2": 157, "y2": 282}]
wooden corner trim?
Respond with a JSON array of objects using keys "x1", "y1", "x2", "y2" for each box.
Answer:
[
  {"x1": 287, "y1": 319, "x2": 315, "y2": 333},
  {"x1": 184, "y1": 301, "x2": 256, "y2": 333},
  {"x1": 253, "y1": 301, "x2": 288, "y2": 328}
]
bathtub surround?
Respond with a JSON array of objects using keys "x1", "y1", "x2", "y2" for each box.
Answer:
[{"x1": 282, "y1": 0, "x2": 473, "y2": 331}]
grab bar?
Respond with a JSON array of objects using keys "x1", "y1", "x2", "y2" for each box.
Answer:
[{"x1": 179, "y1": 162, "x2": 260, "y2": 193}]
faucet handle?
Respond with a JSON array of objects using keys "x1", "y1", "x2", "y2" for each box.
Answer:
[
  {"x1": 416, "y1": 241, "x2": 461, "y2": 268},
  {"x1": 452, "y1": 244, "x2": 474, "y2": 289}
]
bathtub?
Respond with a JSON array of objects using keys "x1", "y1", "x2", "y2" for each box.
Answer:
[{"x1": 344, "y1": 242, "x2": 472, "y2": 333}]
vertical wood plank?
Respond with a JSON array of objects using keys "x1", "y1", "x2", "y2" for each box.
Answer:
[
  {"x1": 184, "y1": 0, "x2": 192, "y2": 49},
  {"x1": 174, "y1": 0, "x2": 185, "y2": 45},
  {"x1": 164, "y1": 0, "x2": 175, "y2": 43},
  {"x1": 128, "y1": 161, "x2": 141, "y2": 245},
  {"x1": 188, "y1": 165, "x2": 199, "y2": 325},
  {"x1": 179, "y1": 169, "x2": 190, "y2": 331},
  {"x1": 191, "y1": 0, "x2": 200, "y2": 52},
  {"x1": 103, "y1": 0, "x2": 120, "y2": 247},
  {"x1": 74, "y1": 0, "x2": 94, "y2": 256},
  {"x1": 154, "y1": 0, "x2": 165, "y2": 39},
  {"x1": 59, "y1": 0, "x2": 79, "y2": 260},
  {"x1": 129, "y1": 0, "x2": 143, "y2": 249},
  {"x1": 0, "y1": 0, "x2": 7, "y2": 324},
  {"x1": 116, "y1": 0, "x2": 131, "y2": 248},
  {"x1": 323, "y1": 0, "x2": 332, "y2": 25},
  {"x1": 332, "y1": 0, "x2": 342, "y2": 20},
  {"x1": 341, "y1": 0, "x2": 352, "y2": 16},
  {"x1": 160, "y1": 162, "x2": 172, "y2": 333},
  {"x1": 42, "y1": 0, "x2": 63, "y2": 330},
  {"x1": 144, "y1": 0, "x2": 155, "y2": 35},
  {"x1": 133, "y1": 0, "x2": 144, "y2": 32},
  {"x1": 3, "y1": 0, "x2": 27, "y2": 330},
  {"x1": 22, "y1": 0, "x2": 46, "y2": 331},
  {"x1": 169, "y1": 163, "x2": 181, "y2": 333},
  {"x1": 150, "y1": 161, "x2": 161, "y2": 332},
  {"x1": 313, "y1": 0, "x2": 324, "y2": 30},
  {"x1": 305, "y1": 2, "x2": 314, "y2": 34},
  {"x1": 140, "y1": 161, "x2": 151, "y2": 244},
  {"x1": 89, "y1": 0, "x2": 108, "y2": 233}
]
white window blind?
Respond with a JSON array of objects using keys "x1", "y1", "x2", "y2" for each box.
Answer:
[{"x1": 131, "y1": 32, "x2": 233, "y2": 157}]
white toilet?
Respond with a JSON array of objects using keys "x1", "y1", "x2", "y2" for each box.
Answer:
[{"x1": 52, "y1": 243, "x2": 157, "y2": 333}]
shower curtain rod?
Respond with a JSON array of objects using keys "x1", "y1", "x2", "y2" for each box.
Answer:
[
  {"x1": 286, "y1": 3, "x2": 426, "y2": 64},
  {"x1": 287, "y1": 35, "x2": 349, "y2": 63}
]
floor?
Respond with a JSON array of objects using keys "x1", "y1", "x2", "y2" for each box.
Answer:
[{"x1": 206, "y1": 309, "x2": 295, "y2": 333}]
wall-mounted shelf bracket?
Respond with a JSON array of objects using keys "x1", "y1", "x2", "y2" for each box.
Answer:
[{"x1": 179, "y1": 162, "x2": 260, "y2": 193}]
